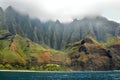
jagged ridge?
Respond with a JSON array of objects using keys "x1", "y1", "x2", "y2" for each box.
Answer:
[{"x1": 0, "y1": 6, "x2": 120, "y2": 50}]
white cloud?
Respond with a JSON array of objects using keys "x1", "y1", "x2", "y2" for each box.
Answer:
[{"x1": 0, "y1": 0, "x2": 120, "y2": 22}]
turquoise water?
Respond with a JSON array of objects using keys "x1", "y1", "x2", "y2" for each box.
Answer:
[{"x1": 0, "y1": 70, "x2": 120, "y2": 80}]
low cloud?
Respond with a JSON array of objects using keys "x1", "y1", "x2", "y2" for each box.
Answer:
[{"x1": 0, "y1": 0, "x2": 120, "y2": 22}]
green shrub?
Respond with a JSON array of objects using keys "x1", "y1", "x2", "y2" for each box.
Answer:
[
  {"x1": 4, "y1": 64, "x2": 13, "y2": 69},
  {"x1": 30, "y1": 66, "x2": 36, "y2": 70},
  {"x1": 38, "y1": 64, "x2": 70, "y2": 71},
  {"x1": 0, "y1": 64, "x2": 4, "y2": 69}
]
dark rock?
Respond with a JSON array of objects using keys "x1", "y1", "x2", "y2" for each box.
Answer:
[
  {"x1": 79, "y1": 45, "x2": 89, "y2": 54},
  {"x1": 106, "y1": 50, "x2": 112, "y2": 58},
  {"x1": 81, "y1": 40, "x2": 86, "y2": 45},
  {"x1": 0, "y1": 32, "x2": 12, "y2": 40}
]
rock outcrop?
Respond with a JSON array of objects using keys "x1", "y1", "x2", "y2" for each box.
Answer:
[{"x1": 68, "y1": 37, "x2": 120, "y2": 71}]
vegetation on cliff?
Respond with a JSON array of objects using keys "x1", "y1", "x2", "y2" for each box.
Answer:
[
  {"x1": 66, "y1": 36, "x2": 120, "y2": 71},
  {"x1": 0, "y1": 6, "x2": 120, "y2": 71},
  {"x1": 0, "y1": 6, "x2": 120, "y2": 50}
]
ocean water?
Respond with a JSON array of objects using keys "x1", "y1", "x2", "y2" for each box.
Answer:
[{"x1": 0, "y1": 70, "x2": 120, "y2": 80}]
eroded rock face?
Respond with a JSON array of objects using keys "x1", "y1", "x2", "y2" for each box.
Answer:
[
  {"x1": 68, "y1": 37, "x2": 120, "y2": 71},
  {"x1": 39, "y1": 51, "x2": 52, "y2": 63},
  {"x1": 109, "y1": 44, "x2": 120, "y2": 53},
  {"x1": 79, "y1": 45, "x2": 89, "y2": 54}
]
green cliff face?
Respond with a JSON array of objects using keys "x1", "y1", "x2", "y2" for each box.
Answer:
[
  {"x1": 0, "y1": 6, "x2": 120, "y2": 71},
  {"x1": 0, "y1": 6, "x2": 120, "y2": 50}
]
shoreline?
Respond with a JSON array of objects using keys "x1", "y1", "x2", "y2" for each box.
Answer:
[{"x1": 0, "y1": 70, "x2": 119, "y2": 72}]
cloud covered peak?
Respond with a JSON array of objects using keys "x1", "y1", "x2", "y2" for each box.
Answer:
[{"x1": 0, "y1": 0, "x2": 120, "y2": 23}]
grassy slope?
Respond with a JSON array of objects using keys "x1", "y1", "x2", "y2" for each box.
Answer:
[{"x1": 0, "y1": 30, "x2": 65, "y2": 65}]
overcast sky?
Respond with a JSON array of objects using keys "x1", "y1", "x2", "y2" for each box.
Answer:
[{"x1": 0, "y1": 0, "x2": 120, "y2": 23}]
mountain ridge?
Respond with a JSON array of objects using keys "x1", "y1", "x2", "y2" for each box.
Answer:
[
  {"x1": 0, "y1": 30, "x2": 120, "y2": 71},
  {"x1": 0, "y1": 6, "x2": 120, "y2": 50}
]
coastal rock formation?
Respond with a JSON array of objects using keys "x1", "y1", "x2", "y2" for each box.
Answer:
[{"x1": 68, "y1": 37, "x2": 120, "y2": 71}]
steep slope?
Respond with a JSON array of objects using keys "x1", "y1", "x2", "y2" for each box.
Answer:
[
  {"x1": 66, "y1": 37, "x2": 120, "y2": 71},
  {"x1": 108, "y1": 37, "x2": 120, "y2": 70},
  {"x1": 0, "y1": 6, "x2": 120, "y2": 50},
  {"x1": 0, "y1": 30, "x2": 66, "y2": 66}
]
